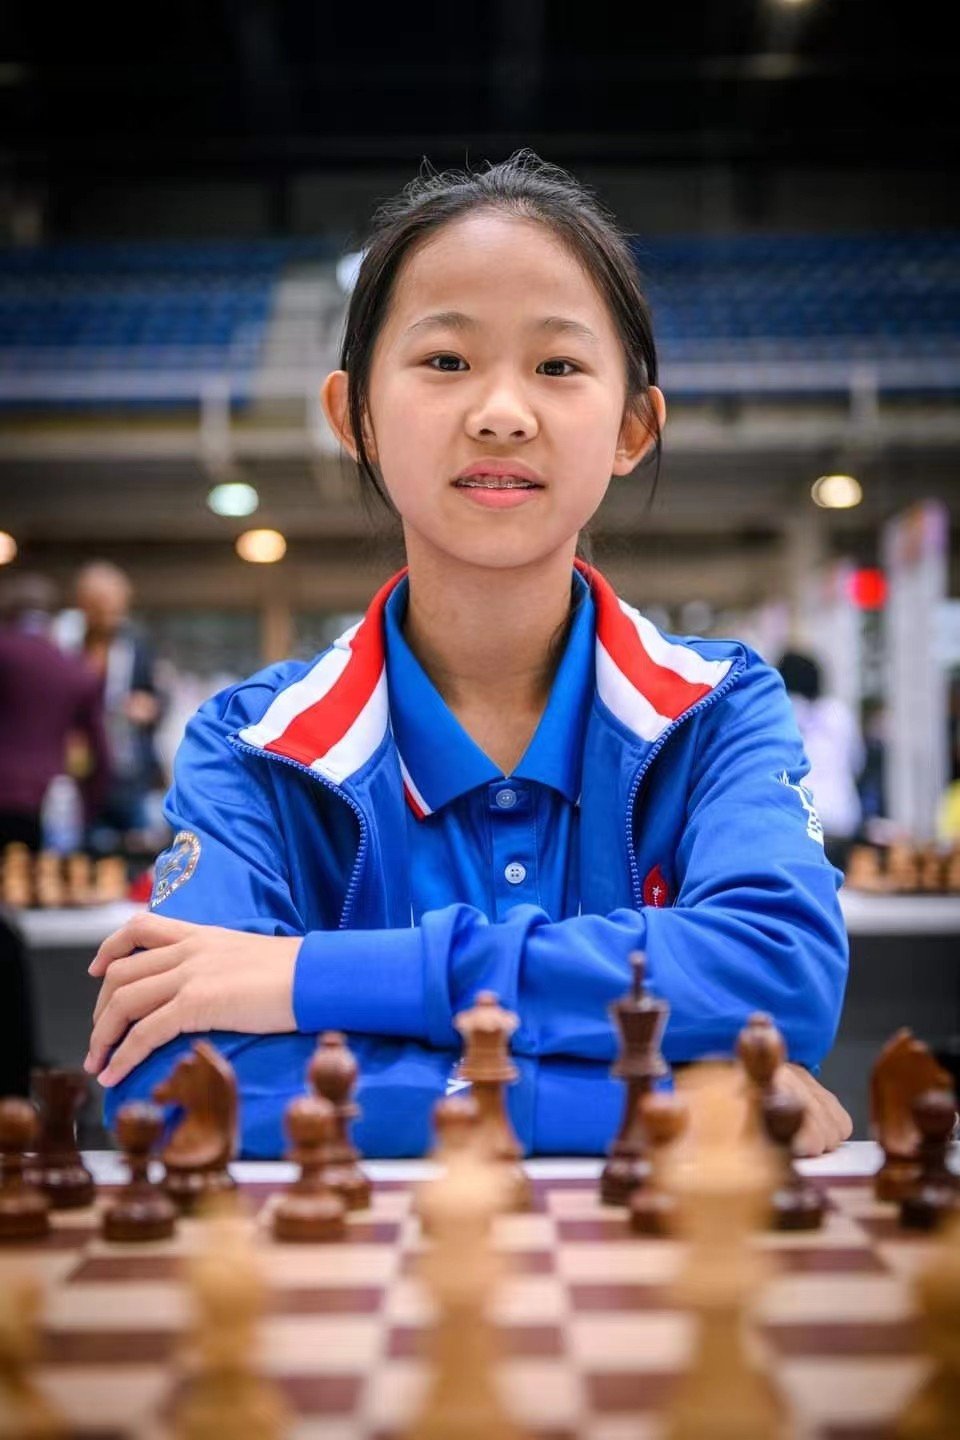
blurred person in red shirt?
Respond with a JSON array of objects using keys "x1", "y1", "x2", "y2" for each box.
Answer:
[{"x1": 0, "y1": 572, "x2": 109, "y2": 851}]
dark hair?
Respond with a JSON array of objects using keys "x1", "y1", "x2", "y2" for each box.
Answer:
[
  {"x1": 338, "y1": 149, "x2": 663, "y2": 560},
  {"x1": 778, "y1": 650, "x2": 822, "y2": 702}
]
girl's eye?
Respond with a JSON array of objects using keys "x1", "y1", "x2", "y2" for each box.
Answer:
[
  {"x1": 538, "y1": 358, "x2": 580, "y2": 378},
  {"x1": 426, "y1": 354, "x2": 467, "y2": 372}
]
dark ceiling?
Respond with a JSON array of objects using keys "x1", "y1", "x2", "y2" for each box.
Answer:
[{"x1": 1, "y1": 1, "x2": 954, "y2": 179}]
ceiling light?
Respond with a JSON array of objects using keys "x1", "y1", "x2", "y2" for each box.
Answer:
[
  {"x1": 0, "y1": 532, "x2": 17, "y2": 565},
  {"x1": 208, "y1": 482, "x2": 259, "y2": 517},
  {"x1": 236, "y1": 529, "x2": 287, "y2": 564},
  {"x1": 811, "y1": 474, "x2": 862, "y2": 509}
]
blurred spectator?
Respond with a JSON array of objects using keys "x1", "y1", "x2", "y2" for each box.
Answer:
[
  {"x1": 857, "y1": 698, "x2": 888, "y2": 828},
  {"x1": 54, "y1": 562, "x2": 165, "y2": 855},
  {"x1": 0, "y1": 572, "x2": 108, "y2": 851},
  {"x1": 777, "y1": 649, "x2": 865, "y2": 870}
]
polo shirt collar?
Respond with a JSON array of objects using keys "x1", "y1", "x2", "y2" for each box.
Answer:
[{"x1": 384, "y1": 568, "x2": 595, "y2": 818}]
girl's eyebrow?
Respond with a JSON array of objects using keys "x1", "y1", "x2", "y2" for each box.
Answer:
[{"x1": 403, "y1": 311, "x2": 600, "y2": 348}]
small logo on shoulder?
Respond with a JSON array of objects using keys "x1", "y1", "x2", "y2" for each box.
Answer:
[
  {"x1": 777, "y1": 771, "x2": 825, "y2": 846},
  {"x1": 643, "y1": 864, "x2": 672, "y2": 908},
  {"x1": 150, "y1": 830, "x2": 201, "y2": 907}
]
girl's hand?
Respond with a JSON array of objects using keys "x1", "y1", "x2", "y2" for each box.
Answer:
[
  {"x1": 775, "y1": 1062, "x2": 853, "y2": 1156},
  {"x1": 85, "y1": 915, "x2": 300, "y2": 1088}
]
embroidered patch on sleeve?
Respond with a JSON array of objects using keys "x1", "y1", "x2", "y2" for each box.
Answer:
[
  {"x1": 777, "y1": 771, "x2": 825, "y2": 846},
  {"x1": 150, "y1": 830, "x2": 201, "y2": 907}
]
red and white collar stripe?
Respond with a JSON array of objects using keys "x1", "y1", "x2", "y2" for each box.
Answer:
[{"x1": 238, "y1": 561, "x2": 732, "y2": 799}]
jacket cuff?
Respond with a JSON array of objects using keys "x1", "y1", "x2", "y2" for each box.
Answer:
[{"x1": 293, "y1": 928, "x2": 426, "y2": 1038}]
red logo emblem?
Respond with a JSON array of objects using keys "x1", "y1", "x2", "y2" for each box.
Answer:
[{"x1": 643, "y1": 864, "x2": 671, "y2": 908}]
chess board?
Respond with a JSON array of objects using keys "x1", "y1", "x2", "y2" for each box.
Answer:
[{"x1": 0, "y1": 1146, "x2": 939, "y2": 1440}]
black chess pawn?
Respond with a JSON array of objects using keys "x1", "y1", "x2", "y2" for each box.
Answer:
[
  {"x1": 600, "y1": 952, "x2": 669, "y2": 1207},
  {"x1": 28, "y1": 1068, "x2": 95, "y2": 1209},
  {"x1": 762, "y1": 1090, "x2": 824, "y2": 1231},
  {"x1": 102, "y1": 1103, "x2": 177, "y2": 1242},
  {"x1": 629, "y1": 1091, "x2": 688, "y2": 1237},
  {"x1": 0, "y1": 1098, "x2": 51, "y2": 1241},
  {"x1": 900, "y1": 1088, "x2": 959, "y2": 1232},
  {"x1": 737, "y1": 1012, "x2": 786, "y2": 1136},
  {"x1": 307, "y1": 1032, "x2": 372, "y2": 1211},
  {"x1": 273, "y1": 1095, "x2": 346, "y2": 1242}
]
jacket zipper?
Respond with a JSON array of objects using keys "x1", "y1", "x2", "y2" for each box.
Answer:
[
  {"x1": 623, "y1": 658, "x2": 747, "y2": 909},
  {"x1": 227, "y1": 736, "x2": 370, "y2": 931}
]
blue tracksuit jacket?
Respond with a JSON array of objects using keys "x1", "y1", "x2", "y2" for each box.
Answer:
[{"x1": 104, "y1": 560, "x2": 848, "y2": 1158}]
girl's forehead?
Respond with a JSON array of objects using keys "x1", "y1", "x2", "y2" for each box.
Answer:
[{"x1": 391, "y1": 212, "x2": 606, "y2": 317}]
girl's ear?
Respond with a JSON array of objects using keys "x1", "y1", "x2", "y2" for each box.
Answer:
[
  {"x1": 320, "y1": 371, "x2": 378, "y2": 463},
  {"x1": 612, "y1": 385, "x2": 667, "y2": 476}
]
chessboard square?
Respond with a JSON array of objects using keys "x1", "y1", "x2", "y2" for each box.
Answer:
[
  {"x1": 38, "y1": 1363, "x2": 169, "y2": 1431},
  {"x1": 262, "y1": 1244, "x2": 396, "y2": 1287},
  {"x1": 290, "y1": 1421, "x2": 363, "y2": 1440},
  {"x1": 546, "y1": 1188, "x2": 618, "y2": 1219},
  {"x1": 500, "y1": 1358, "x2": 586, "y2": 1430},
  {"x1": 0, "y1": 1251, "x2": 80, "y2": 1289},
  {"x1": 44, "y1": 1280, "x2": 187, "y2": 1331},
  {"x1": 568, "y1": 1312, "x2": 692, "y2": 1373},
  {"x1": 557, "y1": 1241, "x2": 681, "y2": 1285},
  {"x1": 756, "y1": 1274, "x2": 913, "y2": 1325},
  {"x1": 262, "y1": 1315, "x2": 383, "y2": 1374},
  {"x1": 493, "y1": 1213, "x2": 558, "y2": 1251},
  {"x1": 877, "y1": 1239, "x2": 942, "y2": 1280},
  {"x1": 493, "y1": 1275, "x2": 570, "y2": 1326},
  {"x1": 826, "y1": 1184, "x2": 890, "y2": 1217},
  {"x1": 360, "y1": 1358, "x2": 428, "y2": 1430},
  {"x1": 366, "y1": 1188, "x2": 413, "y2": 1221},
  {"x1": 756, "y1": 1210, "x2": 865, "y2": 1250},
  {"x1": 383, "y1": 1275, "x2": 432, "y2": 1326},
  {"x1": 583, "y1": 1419, "x2": 662, "y2": 1440},
  {"x1": 778, "y1": 1356, "x2": 929, "y2": 1427},
  {"x1": 86, "y1": 1233, "x2": 187, "y2": 1260}
]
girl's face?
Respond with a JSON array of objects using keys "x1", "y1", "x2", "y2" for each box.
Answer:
[{"x1": 327, "y1": 210, "x2": 664, "y2": 573}]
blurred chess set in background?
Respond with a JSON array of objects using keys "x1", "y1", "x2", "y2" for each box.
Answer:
[
  {"x1": 0, "y1": 843, "x2": 131, "y2": 910},
  {"x1": 845, "y1": 841, "x2": 960, "y2": 895}
]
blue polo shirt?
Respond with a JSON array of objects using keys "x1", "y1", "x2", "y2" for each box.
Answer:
[{"x1": 384, "y1": 569, "x2": 596, "y2": 932}]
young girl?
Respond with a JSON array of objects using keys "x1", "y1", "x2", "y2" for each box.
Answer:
[{"x1": 86, "y1": 152, "x2": 852, "y2": 1159}]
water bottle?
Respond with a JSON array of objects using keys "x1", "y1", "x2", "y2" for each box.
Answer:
[{"x1": 41, "y1": 774, "x2": 84, "y2": 854}]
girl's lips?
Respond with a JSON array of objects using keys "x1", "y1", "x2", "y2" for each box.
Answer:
[{"x1": 454, "y1": 485, "x2": 542, "y2": 509}]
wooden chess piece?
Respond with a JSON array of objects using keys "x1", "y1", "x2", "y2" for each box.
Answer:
[
  {"x1": 64, "y1": 852, "x2": 92, "y2": 907},
  {"x1": 0, "y1": 1100, "x2": 50, "y2": 1242},
  {"x1": 93, "y1": 856, "x2": 128, "y2": 904},
  {"x1": 415, "y1": 1094, "x2": 482, "y2": 1236},
  {"x1": 0, "y1": 843, "x2": 32, "y2": 909},
  {"x1": 629, "y1": 1090, "x2": 688, "y2": 1237},
  {"x1": 600, "y1": 952, "x2": 669, "y2": 1206},
  {"x1": 172, "y1": 1205, "x2": 290, "y2": 1440},
  {"x1": 272, "y1": 1095, "x2": 346, "y2": 1242},
  {"x1": 918, "y1": 847, "x2": 946, "y2": 894},
  {"x1": 894, "y1": 1205, "x2": 960, "y2": 1438},
  {"x1": 762, "y1": 1090, "x2": 824, "y2": 1231},
  {"x1": 454, "y1": 991, "x2": 531, "y2": 1212},
  {"x1": 664, "y1": 1064, "x2": 787, "y2": 1439},
  {"x1": 887, "y1": 842, "x2": 920, "y2": 893},
  {"x1": 306, "y1": 1032, "x2": 371, "y2": 1210},
  {"x1": 154, "y1": 1041, "x2": 238, "y2": 1215},
  {"x1": 102, "y1": 1102, "x2": 177, "y2": 1242},
  {"x1": 27, "y1": 1068, "x2": 95, "y2": 1209},
  {"x1": 871, "y1": 1029, "x2": 952, "y2": 1203},
  {"x1": 406, "y1": 1114, "x2": 521, "y2": 1440},
  {"x1": 33, "y1": 852, "x2": 63, "y2": 910},
  {"x1": 0, "y1": 1269, "x2": 67, "y2": 1438},
  {"x1": 736, "y1": 1011, "x2": 786, "y2": 1138},
  {"x1": 845, "y1": 844, "x2": 883, "y2": 893},
  {"x1": 900, "y1": 1089, "x2": 959, "y2": 1232},
  {"x1": 946, "y1": 846, "x2": 960, "y2": 894}
]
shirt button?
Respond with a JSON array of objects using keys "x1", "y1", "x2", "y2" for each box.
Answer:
[
  {"x1": 504, "y1": 861, "x2": 526, "y2": 885},
  {"x1": 495, "y1": 787, "x2": 518, "y2": 809}
]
